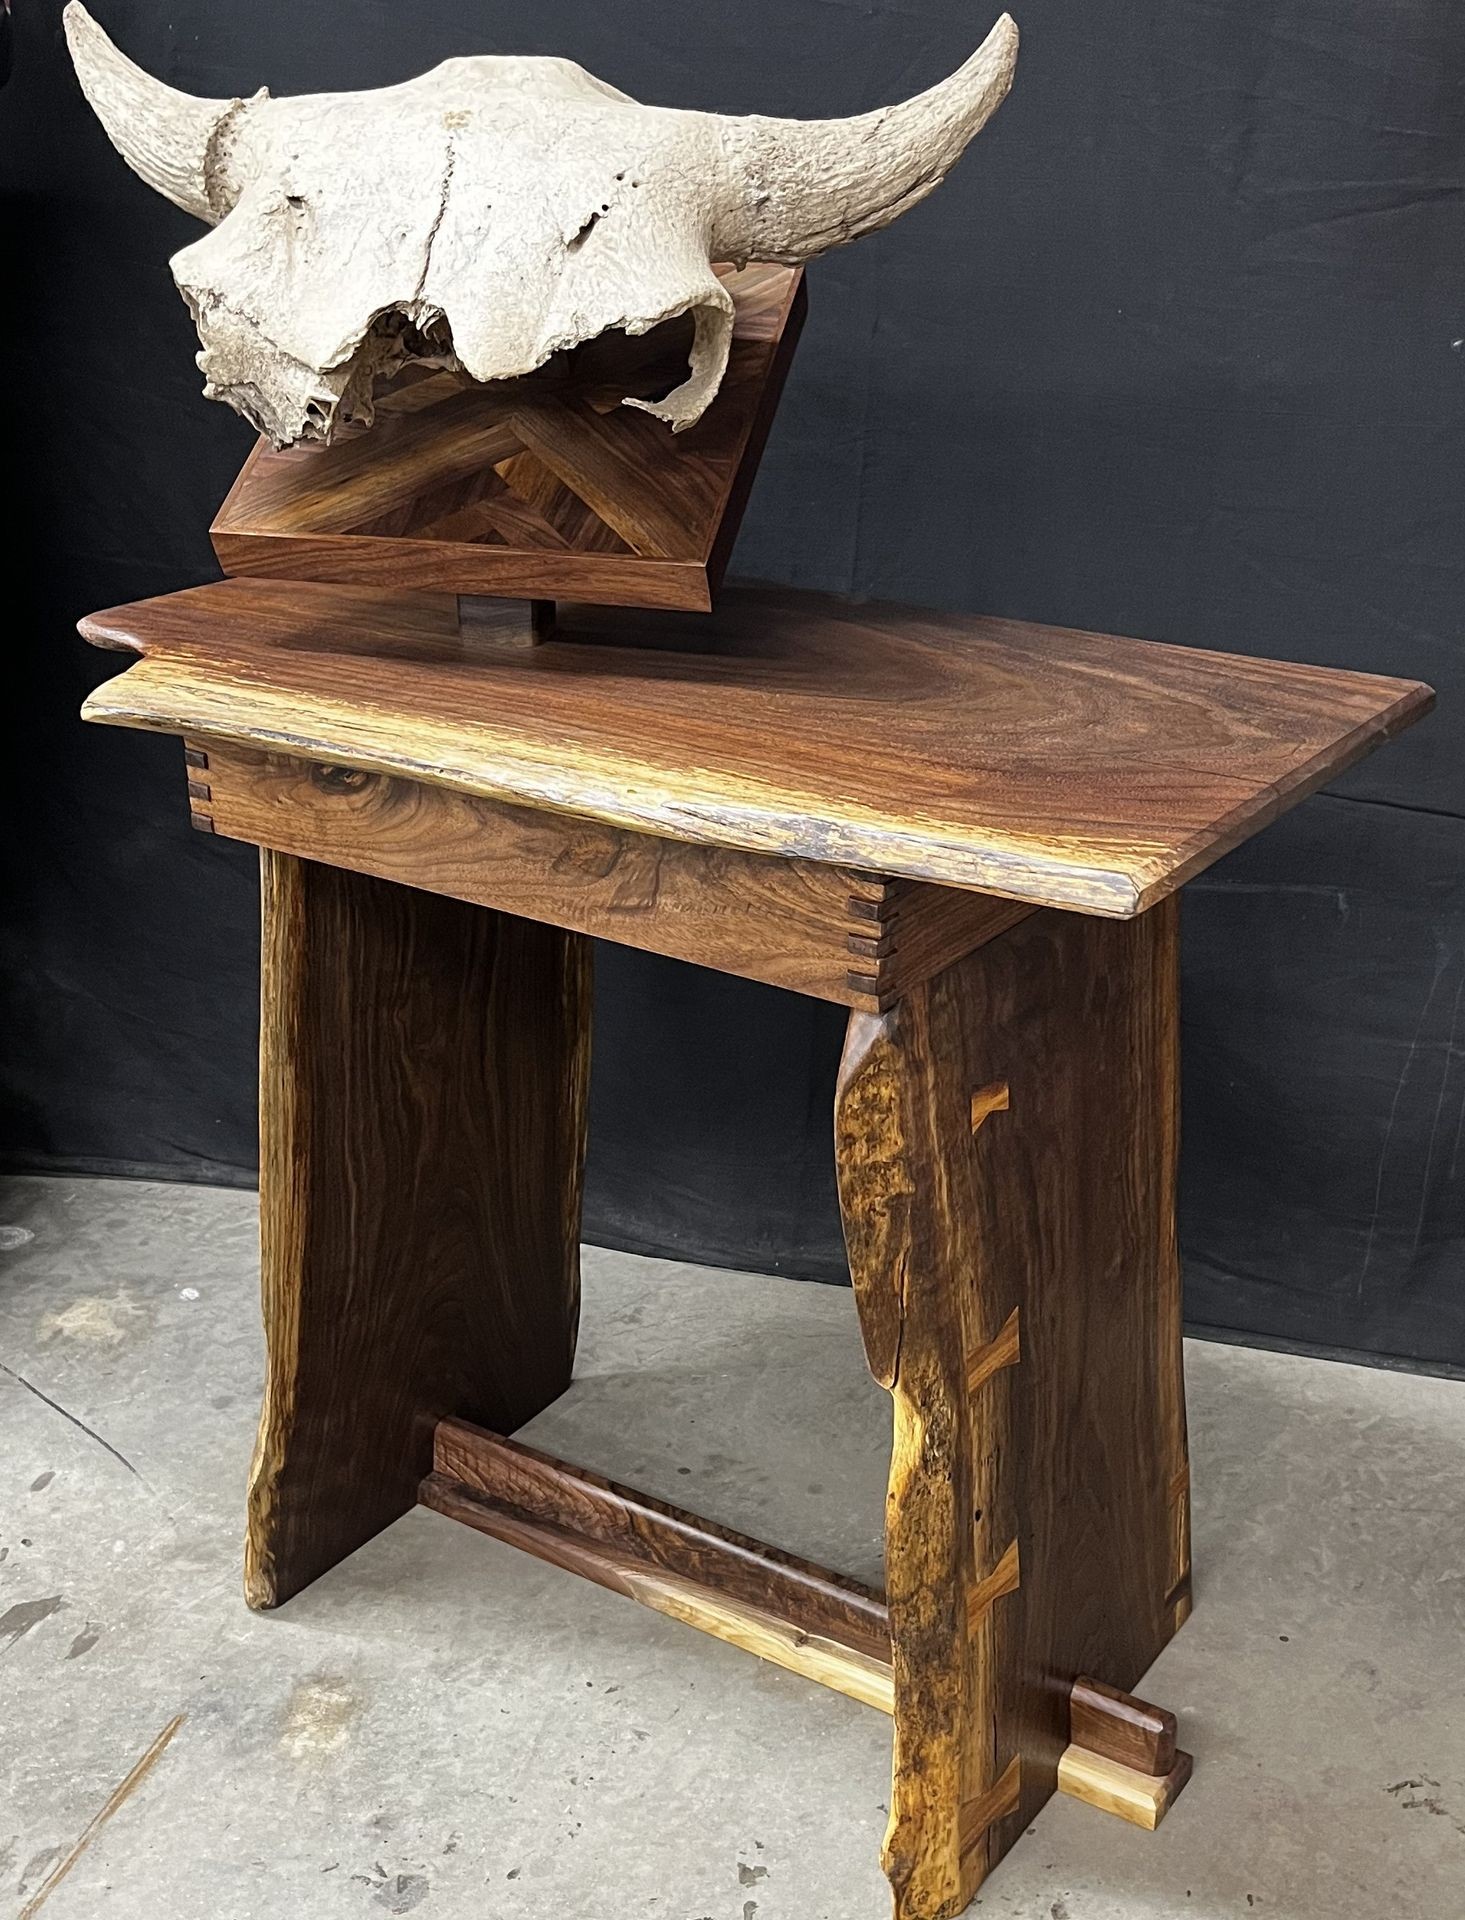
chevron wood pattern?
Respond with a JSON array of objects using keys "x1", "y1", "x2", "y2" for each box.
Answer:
[{"x1": 212, "y1": 263, "x2": 805, "y2": 613}]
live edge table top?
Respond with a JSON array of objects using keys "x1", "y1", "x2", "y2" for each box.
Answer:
[{"x1": 81, "y1": 578, "x2": 1432, "y2": 918}]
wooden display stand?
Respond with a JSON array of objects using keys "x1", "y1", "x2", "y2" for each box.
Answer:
[
  {"x1": 210, "y1": 260, "x2": 806, "y2": 619},
  {"x1": 78, "y1": 282, "x2": 1432, "y2": 1918}
]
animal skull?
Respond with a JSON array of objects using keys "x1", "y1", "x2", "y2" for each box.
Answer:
[{"x1": 64, "y1": 3, "x2": 1018, "y2": 448}]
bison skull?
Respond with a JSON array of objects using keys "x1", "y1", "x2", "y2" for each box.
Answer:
[{"x1": 65, "y1": 3, "x2": 1018, "y2": 448}]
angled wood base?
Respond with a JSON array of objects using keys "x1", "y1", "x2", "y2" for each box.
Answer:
[{"x1": 211, "y1": 263, "x2": 807, "y2": 614}]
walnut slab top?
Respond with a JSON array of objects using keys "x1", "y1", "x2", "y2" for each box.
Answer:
[{"x1": 80, "y1": 579, "x2": 1432, "y2": 916}]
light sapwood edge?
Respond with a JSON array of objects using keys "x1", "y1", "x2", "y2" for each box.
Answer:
[
  {"x1": 626, "y1": 1568, "x2": 896, "y2": 1714},
  {"x1": 75, "y1": 574, "x2": 1435, "y2": 918},
  {"x1": 244, "y1": 848, "x2": 307, "y2": 1611},
  {"x1": 76, "y1": 685, "x2": 1150, "y2": 916},
  {"x1": 837, "y1": 996, "x2": 989, "y2": 1911},
  {"x1": 419, "y1": 1471, "x2": 895, "y2": 1713},
  {"x1": 1055, "y1": 1745, "x2": 1193, "y2": 1831}
]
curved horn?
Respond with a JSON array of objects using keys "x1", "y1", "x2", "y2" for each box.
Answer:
[
  {"x1": 63, "y1": 3, "x2": 259, "y2": 224},
  {"x1": 714, "y1": 14, "x2": 1018, "y2": 265}
]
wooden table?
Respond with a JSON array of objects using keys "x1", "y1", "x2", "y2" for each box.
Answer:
[{"x1": 80, "y1": 579, "x2": 1431, "y2": 1918}]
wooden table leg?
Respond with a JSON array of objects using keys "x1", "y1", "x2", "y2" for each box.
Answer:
[
  {"x1": 835, "y1": 901, "x2": 1190, "y2": 1920},
  {"x1": 245, "y1": 851, "x2": 592, "y2": 1609}
]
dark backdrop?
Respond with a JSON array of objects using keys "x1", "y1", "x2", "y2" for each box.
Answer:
[{"x1": 3, "y1": 0, "x2": 1461, "y2": 1369}]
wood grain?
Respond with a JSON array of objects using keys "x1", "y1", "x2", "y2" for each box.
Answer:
[
  {"x1": 421, "y1": 1419, "x2": 893, "y2": 1712},
  {"x1": 1070, "y1": 1675, "x2": 1178, "y2": 1777},
  {"x1": 455, "y1": 596, "x2": 556, "y2": 647},
  {"x1": 835, "y1": 902, "x2": 1192, "y2": 1917},
  {"x1": 81, "y1": 580, "x2": 1432, "y2": 915},
  {"x1": 184, "y1": 739, "x2": 1025, "y2": 1011},
  {"x1": 211, "y1": 263, "x2": 805, "y2": 613},
  {"x1": 1056, "y1": 1744, "x2": 1193, "y2": 1831},
  {"x1": 246, "y1": 852, "x2": 591, "y2": 1609}
]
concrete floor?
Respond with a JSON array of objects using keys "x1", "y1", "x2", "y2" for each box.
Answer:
[{"x1": 1, "y1": 1175, "x2": 1462, "y2": 1920}]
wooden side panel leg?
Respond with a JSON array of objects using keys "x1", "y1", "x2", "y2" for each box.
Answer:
[
  {"x1": 246, "y1": 851, "x2": 591, "y2": 1609},
  {"x1": 835, "y1": 901, "x2": 1190, "y2": 1919}
]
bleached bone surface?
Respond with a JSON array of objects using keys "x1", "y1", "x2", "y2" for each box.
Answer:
[{"x1": 65, "y1": 4, "x2": 1018, "y2": 448}]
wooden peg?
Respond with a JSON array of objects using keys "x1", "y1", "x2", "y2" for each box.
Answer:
[
  {"x1": 1058, "y1": 1676, "x2": 1192, "y2": 1831},
  {"x1": 1070, "y1": 1674, "x2": 1177, "y2": 1775}
]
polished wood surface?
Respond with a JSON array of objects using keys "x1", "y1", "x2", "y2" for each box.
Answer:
[
  {"x1": 1056, "y1": 1744, "x2": 1194, "y2": 1831},
  {"x1": 246, "y1": 853, "x2": 591, "y2": 1609},
  {"x1": 211, "y1": 264, "x2": 805, "y2": 613},
  {"x1": 421, "y1": 1419, "x2": 893, "y2": 1713},
  {"x1": 81, "y1": 581, "x2": 1432, "y2": 915},
  {"x1": 183, "y1": 739, "x2": 1030, "y2": 1010},
  {"x1": 1070, "y1": 1675, "x2": 1178, "y2": 1776},
  {"x1": 835, "y1": 901, "x2": 1190, "y2": 1916}
]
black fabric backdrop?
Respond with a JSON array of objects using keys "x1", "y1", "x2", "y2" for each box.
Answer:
[{"x1": 3, "y1": 0, "x2": 1461, "y2": 1369}]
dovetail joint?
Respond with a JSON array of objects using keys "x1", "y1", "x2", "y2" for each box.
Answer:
[
  {"x1": 958, "y1": 1754, "x2": 1023, "y2": 1860},
  {"x1": 845, "y1": 880, "x2": 900, "y2": 925},
  {"x1": 971, "y1": 1081, "x2": 1010, "y2": 1132},
  {"x1": 966, "y1": 1307, "x2": 1020, "y2": 1398},
  {"x1": 185, "y1": 752, "x2": 216, "y2": 832},
  {"x1": 966, "y1": 1539, "x2": 1021, "y2": 1634}
]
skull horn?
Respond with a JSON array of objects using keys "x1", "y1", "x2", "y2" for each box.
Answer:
[
  {"x1": 715, "y1": 13, "x2": 1019, "y2": 265},
  {"x1": 63, "y1": 3, "x2": 261, "y2": 224}
]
